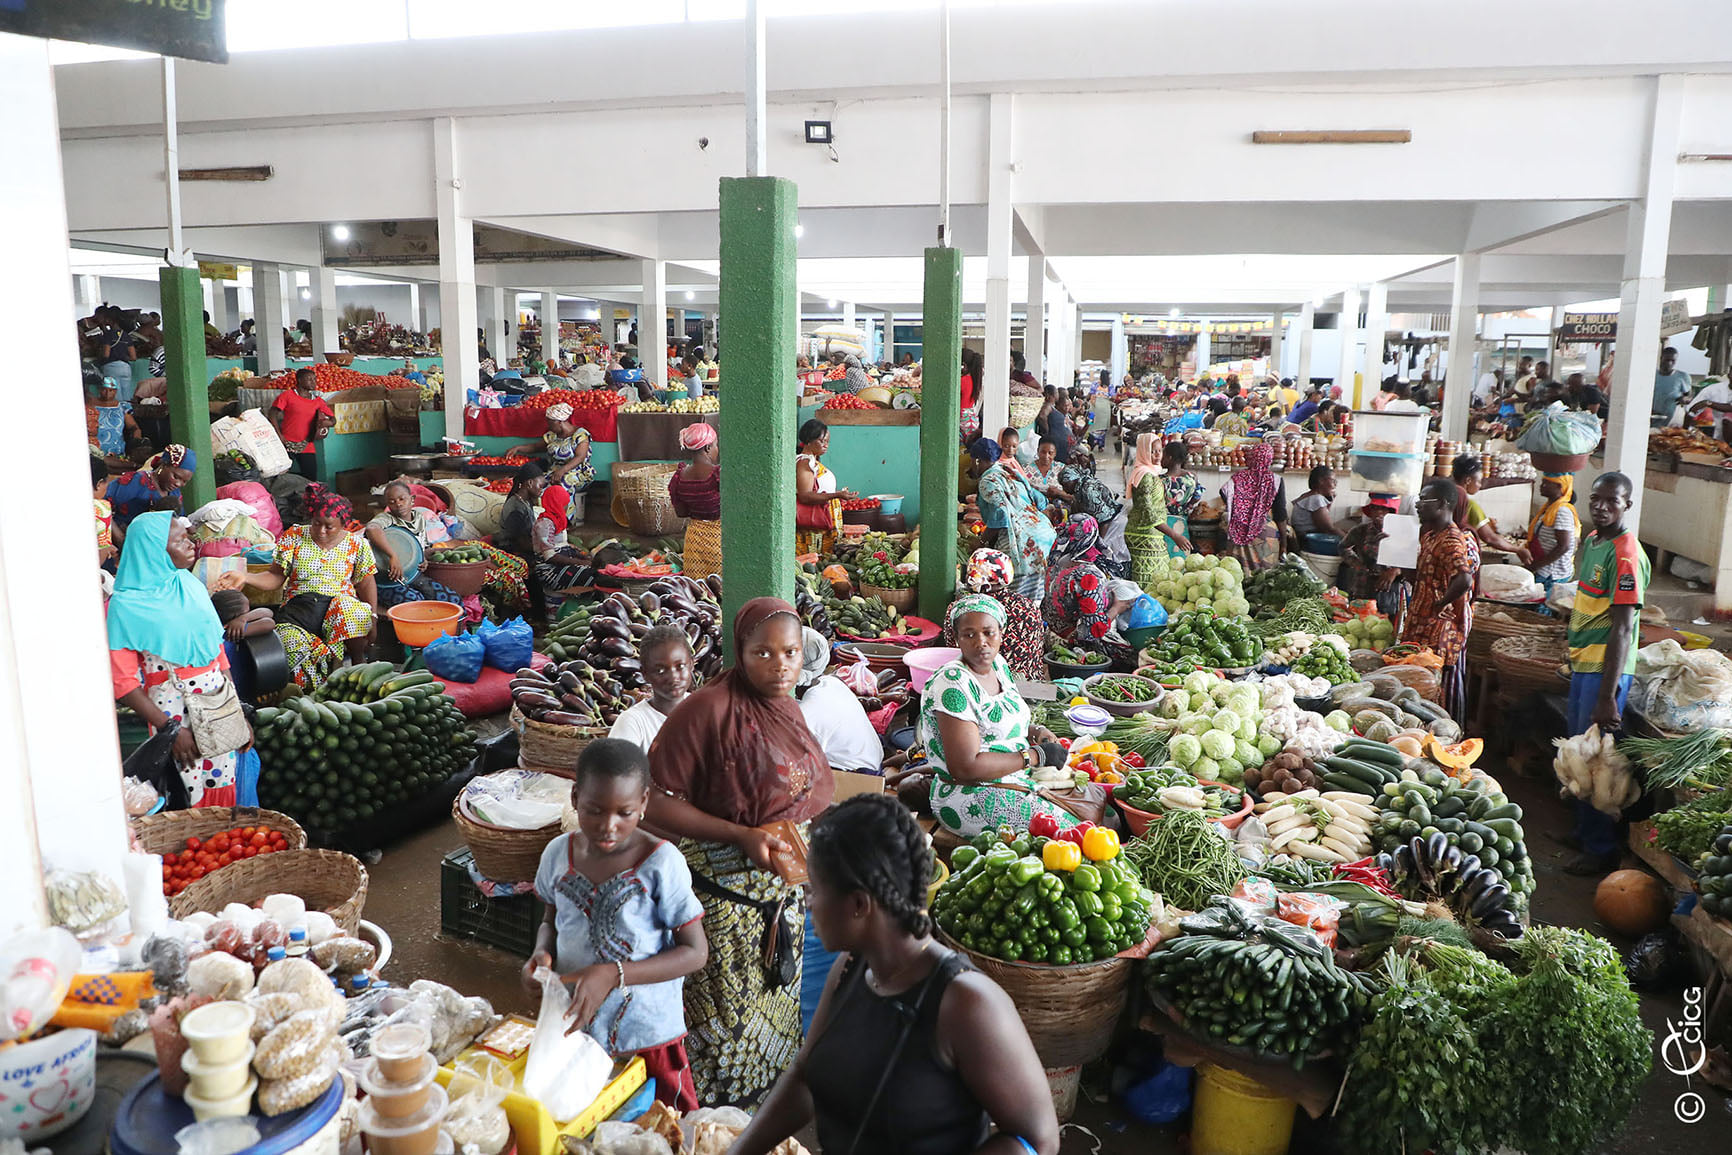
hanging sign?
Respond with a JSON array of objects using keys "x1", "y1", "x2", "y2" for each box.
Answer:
[
  {"x1": 1557, "y1": 312, "x2": 1618, "y2": 343},
  {"x1": 197, "y1": 261, "x2": 237, "y2": 281},
  {"x1": 1660, "y1": 299, "x2": 1695, "y2": 338},
  {"x1": 0, "y1": 0, "x2": 228, "y2": 64}
]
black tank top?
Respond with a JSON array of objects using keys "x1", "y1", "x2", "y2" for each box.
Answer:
[{"x1": 807, "y1": 949, "x2": 992, "y2": 1155}]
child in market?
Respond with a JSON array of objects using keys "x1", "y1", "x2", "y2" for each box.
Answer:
[
  {"x1": 524, "y1": 739, "x2": 708, "y2": 1109},
  {"x1": 606, "y1": 624, "x2": 693, "y2": 752}
]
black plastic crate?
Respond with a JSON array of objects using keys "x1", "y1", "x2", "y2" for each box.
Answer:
[{"x1": 439, "y1": 847, "x2": 542, "y2": 957}]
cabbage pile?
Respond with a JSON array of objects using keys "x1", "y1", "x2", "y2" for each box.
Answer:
[
  {"x1": 1143, "y1": 553, "x2": 1251, "y2": 618},
  {"x1": 1157, "y1": 672, "x2": 1284, "y2": 785}
]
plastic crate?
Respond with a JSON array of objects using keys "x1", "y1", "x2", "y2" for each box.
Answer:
[{"x1": 440, "y1": 847, "x2": 543, "y2": 956}]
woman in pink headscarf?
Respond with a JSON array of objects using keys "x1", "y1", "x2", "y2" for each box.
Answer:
[
  {"x1": 1221, "y1": 440, "x2": 1288, "y2": 570},
  {"x1": 669, "y1": 421, "x2": 722, "y2": 579}
]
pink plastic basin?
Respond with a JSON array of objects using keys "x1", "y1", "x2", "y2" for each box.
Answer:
[{"x1": 903, "y1": 647, "x2": 962, "y2": 693}]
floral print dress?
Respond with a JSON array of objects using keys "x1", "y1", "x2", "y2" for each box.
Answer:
[
  {"x1": 976, "y1": 462, "x2": 1056, "y2": 599},
  {"x1": 275, "y1": 525, "x2": 378, "y2": 644},
  {"x1": 110, "y1": 650, "x2": 239, "y2": 806},
  {"x1": 918, "y1": 656, "x2": 1078, "y2": 836},
  {"x1": 1046, "y1": 562, "x2": 1137, "y2": 668}
]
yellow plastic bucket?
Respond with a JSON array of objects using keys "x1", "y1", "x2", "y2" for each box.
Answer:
[{"x1": 1191, "y1": 1064, "x2": 1294, "y2": 1155}]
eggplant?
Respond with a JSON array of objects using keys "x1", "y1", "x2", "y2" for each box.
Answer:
[
  {"x1": 1392, "y1": 844, "x2": 1415, "y2": 882},
  {"x1": 590, "y1": 616, "x2": 632, "y2": 641},
  {"x1": 513, "y1": 667, "x2": 547, "y2": 682},
  {"x1": 1469, "y1": 883, "x2": 1511, "y2": 920},
  {"x1": 629, "y1": 621, "x2": 651, "y2": 638},
  {"x1": 705, "y1": 573, "x2": 724, "y2": 597},
  {"x1": 1452, "y1": 865, "x2": 1485, "y2": 899},
  {"x1": 540, "y1": 710, "x2": 596, "y2": 727},
  {"x1": 1425, "y1": 831, "x2": 1450, "y2": 867},
  {"x1": 515, "y1": 691, "x2": 564, "y2": 712},
  {"x1": 598, "y1": 637, "x2": 635, "y2": 659},
  {"x1": 614, "y1": 657, "x2": 642, "y2": 674},
  {"x1": 557, "y1": 671, "x2": 583, "y2": 694},
  {"x1": 508, "y1": 677, "x2": 552, "y2": 695},
  {"x1": 639, "y1": 592, "x2": 661, "y2": 615}
]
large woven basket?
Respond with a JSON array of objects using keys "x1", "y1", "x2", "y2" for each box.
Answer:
[
  {"x1": 133, "y1": 807, "x2": 306, "y2": 857},
  {"x1": 1009, "y1": 396, "x2": 1043, "y2": 429},
  {"x1": 615, "y1": 463, "x2": 684, "y2": 537},
  {"x1": 453, "y1": 793, "x2": 561, "y2": 884},
  {"x1": 1467, "y1": 601, "x2": 1563, "y2": 668},
  {"x1": 511, "y1": 705, "x2": 606, "y2": 773},
  {"x1": 1490, "y1": 634, "x2": 1571, "y2": 697},
  {"x1": 861, "y1": 582, "x2": 916, "y2": 613},
  {"x1": 934, "y1": 927, "x2": 1135, "y2": 1067},
  {"x1": 170, "y1": 849, "x2": 367, "y2": 935}
]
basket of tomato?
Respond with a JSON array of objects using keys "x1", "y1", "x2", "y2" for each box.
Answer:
[{"x1": 134, "y1": 813, "x2": 302, "y2": 898}]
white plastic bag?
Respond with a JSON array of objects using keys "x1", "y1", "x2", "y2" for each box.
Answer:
[
  {"x1": 210, "y1": 410, "x2": 292, "y2": 478},
  {"x1": 522, "y1": 967, "x2": 612, "y2": 1123},
  {"x1": 462, "y1": 771, "x2": 570, "y2": 831},
  {"x1": 1632, "y1": 639, "x2": 1732, "y2": 732}
]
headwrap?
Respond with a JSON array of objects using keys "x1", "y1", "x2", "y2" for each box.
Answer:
[
  {"x1": 1125, "y1": 432, "x2": 1163, "y2": 499},
  {"x1": 148, "y1": 444, "x2": 196, "y2": 476},
  {"x1": 1528, "y1": 472, "x2": 1577, "y2": 542},
  {"x1": 544, "y1": 402, "x2": 575, "y2": 422},
  {"x1": 539, "y1": 484, "x2": 571, "y2": 534},
  {"x1": 105, "y1": 511, "x2": 225, "y2": 668},
  {"x1": 1226, "y1": 442, "x2": 1278, "y2": 546},
  {"x1": 797, "y1": 626, "x2": 830, "y2": 688},
  {"x1": 678, "y1": 422, "x2": 717, "y2": 452},
  {"x1": 965, "y1": 548, "x2": 1016, "y2": 592},
  {"x1": 1051, "y1": 515, "x2": 1101, "y2": 567},
  {"x1": 648, "y1": 598, "x2": 833, "y2": 826},
  {"x1": 967, "y1": 436, "x2": 1002, "y2": 464},
  {"x1": 946, "y1": 592, "x2": 1007, "y2": 633},
  {"x1": 303, "y1": 482, "x2": 353, "y2": 523}
]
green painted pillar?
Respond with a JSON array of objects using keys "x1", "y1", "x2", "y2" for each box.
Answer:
[
  {"x1": 919, "y1": 246, "x2": 962, "y2": 623},
  {"x1": 717, "y1": 176, "x2": 799, "y2": 656},
  {"x1": 159, "y1": 266, "x2": 215, "y2": 508}
]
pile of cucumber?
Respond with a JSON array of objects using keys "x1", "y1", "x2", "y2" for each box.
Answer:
[
  {"x1": 254, "y1": 664, "x2": 477, "y2": 836},
  {"x1": 1318, "y1": 736, "x2": 1534, "y2": 909}
]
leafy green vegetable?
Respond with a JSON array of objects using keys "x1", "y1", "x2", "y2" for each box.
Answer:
[
  {"x1": 1619, "y1": 729, "x2": 1732, "y2": 791},
  {"x1": 1250, "y1": 595, "x2": 1333, "y2": 637},
  {"x1": 1654, "y1": 790, "x2": 1732, "y2": 859}
]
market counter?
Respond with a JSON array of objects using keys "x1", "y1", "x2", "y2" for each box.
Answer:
[{"x1": 1570, "y1": 455, "x2": 1732, "y2": 609}]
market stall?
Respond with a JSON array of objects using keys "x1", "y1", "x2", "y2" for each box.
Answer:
[{"x1": 797, "y1": 401, "x2": 925, "y2": 527}]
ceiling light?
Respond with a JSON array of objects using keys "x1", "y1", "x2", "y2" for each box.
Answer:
[
  {"x1": 685, "y1": 290, "x2": 695, "y2": 301},
  {"x1": 331, "y1": 224, "x2": 350, "y2": 241},
  {"x1": 828, "y1": 299, "x2": 838, "y2": 309},
  {"x1": 1168, "y1": 307, "x2": 1181, "y2": 318},
  {"x1": 794, "y1": 224, "x2": 805, "y2": 239},
  {"x1": 300, "y1": 288, "x2": 311, "y2": 300}
]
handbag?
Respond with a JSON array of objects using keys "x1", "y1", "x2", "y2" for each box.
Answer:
[
  {"x1": 168, "y1": 666, "x2": 252, "y2": 759},
  {"x1": 690, "y1": 869, "x2": 801, "y2": 990},
  {"x1": 796, "y1": 497, "x2": 836, "y2": 532},
  {"x1": 971, "y1": 777, "x2": 1111, "y2": 827}
]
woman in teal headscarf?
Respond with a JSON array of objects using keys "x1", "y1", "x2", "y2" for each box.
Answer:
[
  {"x1": 108, "y1": 511, "x2": 251, "y2": 807},
  {"x1": 970, "y1": 438, "x2": 1057, "y2": 599}
]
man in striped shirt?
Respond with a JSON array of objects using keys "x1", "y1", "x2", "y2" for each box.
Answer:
[{"x1": 1560, "y1": 471, "x2": 1648, "y2": 876}]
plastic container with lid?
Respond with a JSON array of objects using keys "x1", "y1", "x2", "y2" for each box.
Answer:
[
  {"x1": 265, "y1": 947, "x2": 287, "y2": 963},
  {"x1": 179, "y1": 1001, "x2": 256, "y2": 1066},
  {"x1": 182, "y1": 1074, "x2": 257, "y2": 1122},
  {"x1": 359, "y1": 1082, "x2": 448, "y2": 1155},
  {"x1": 181, "y1": 1042, "x2": 257, "y2": 1099},
  {"x1": 1350, "y1": 410, "x2": 1428, "y2": 458},
  {"x1": 370, "y1": 1021, "x2": 432, "y2": 1083},
  {"x1": 113, "y1": 1069, "x2": 345, "y2": 1155},
  {"x1": 1348, "y1": 452, "x2": 1426, "y2": 498},
  {"x1": 359, "y1": 1053, "x2": 438, "y2": 1117},
  {"x1": 284, "y1": 929, "x2": 308, "y2": 959},
  {"x1": 174, "y1": 1117, "x2": 261, "y2": 1155}
]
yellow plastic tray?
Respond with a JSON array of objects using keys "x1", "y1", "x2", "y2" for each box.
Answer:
[{"x1": 436, "y1": 1053, "x2": 646, "y2": 1155}]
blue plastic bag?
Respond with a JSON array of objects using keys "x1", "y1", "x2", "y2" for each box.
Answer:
[
  {"x1": 1120, "y1": 1058, "x2": 1193, "y2": 1124},
  {"x1": 425, "y1": 631, "x2": 486, "y2": 683},
  {"x1": 235, "y1": 748, "x2": 261, "y2": 807},
  {"x1": 478, "y1": 616, "x2": 534, "y2": 673}
]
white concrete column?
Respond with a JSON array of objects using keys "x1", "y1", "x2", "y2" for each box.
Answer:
[
  {"x1": 434, "y1": 117, "x2": 480, "y2": 434},
  {"x1": 541, "y1": 291, "x2": 560, "y2": 366},
  {"x1": 483, "y1": 286, "x2": 508, "y2": 364},
  {"x1": 1194, "y1": 325, "x2": 1210, "y2": 380},
  {"x1": 208, "y1": 278, "x2": 231, "y2": 336},
  {"x1": 1363, "y1": 283, "x2": 1389, "y2": 395},
  {"x1": 1269, "y1": 310, "x2": 1285, "y2": 381},
  {"x1": 881, "y1": 312, "x2": 896, "y2": 364},
  {"x1": 982, "y1": 93, "x2": 1015, "y2": 435},
  {"x1": 1442, "y1": 254, "x2": 1483, "y2": 441},
  {"x1": 1072, "y1": 302, "x2": 1085, "y2": 384},
  {"x1": 75, "y1": 274, "x2": 101, "y2": 319},
  {"x1": 254, "y1": 262, "x2": 288, "y2": 375},
  {"x1": 1607, "y1": 75, "x2": 1685, "y2": 529},
  {"x1": 1547, "y1": 305, "x2": 1568, "y2": 374},
  {"x1": 841, "y1": 301, "x2": 856, "y2": 332},
  {"x1": 641, "y1": 260, "x2": 667, "y2": 389},
  {"x1": 1044, "y1": 296, "x2": 1065, "y2": 392},
  {"x1": 1110, "y1": 314, "x2": 1128, "y2": 385},
  {"x1": 1295, "y1": 301, "x2": 1316, "y2": 390},
  {"x1": 406, "y1": 283, "x2": 422, "y2": 332},
  {"x1": 237, "y1": 281, "x2": 254, "y2": 327},
  {"x1": 0, "y1": 36, "x2": 130, "y2": 936},
  {"x1": 1337, "y1": 286, "x2": 1362, "y2": 407},
  {"x1": 310, "y1": 267, "x2": 339, "y2": 355},
  {"x1": 703, "y1": 312, "x2": 717, "y2": 356},
  {"x1": 1025, "y1": 255, "x2": 1047, "y2": 383}
]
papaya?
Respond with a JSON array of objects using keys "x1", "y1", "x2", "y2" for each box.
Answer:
[{"x1": 1426, "y1": 735, "x2": 1484, "y2": 770}]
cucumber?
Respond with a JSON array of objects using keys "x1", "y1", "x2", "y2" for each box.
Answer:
[
  {"x1": 1322, "y1": 773, "x2": 1379, "y2": 796},
  {"x1": 1323, "y1": 757, "x2": 1389, "y2": 787},
  {"x1": 1481, "y1": 803, "x2": 1523, "y2": 822},
  {"x1": 1339, "y1": 741, "x2": 1405, "y2": 767}
]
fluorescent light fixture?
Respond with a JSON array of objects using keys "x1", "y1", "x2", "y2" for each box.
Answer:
[
  {"x1": 794, "y1": 224, "x2": 805, "y2": 239},
  {"x1": 828, "y1": 299, "x2": 838, "y2": 308},
  {"x1": 332, "y1": 224, "x2": 351, "y2": 241},
  {"x1": 685, "y1": 290, "x2": 695, "y2": 301},
  {"x1": 1168, "y1": 307, "x2": 1181, "y2": 317}
]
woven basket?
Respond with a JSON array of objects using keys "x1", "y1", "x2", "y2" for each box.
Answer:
[
  {"x1": 862, "y1": 583, "x2": 917, "y2": 613},
  {"x1": 1467, "y1": 601, "x2": 1563, "y2": 668},
  {"x1": 132, "y1": 807, "x2": 306, "y2": 857},
  {"x1": 170, "y1": 849, "x2": 368, "y2": 935},
  {"x1": 1009, "y1": 396, "x2": 1043, "y2": 429},
  {"x1": 511, "y1": 705, "x2": 607, "y2": 773},
  {"x1": 1490, "y1": 634, "x2": 1571, "y2": 697},
  {"x1": 453, "y1": 794, "x2": 561, "y2": 884},
  {"x1": 616, "y1": 463, "x2": 684, "y2": 537},
  {"x1": 934, "y1": 927, "x2": 1134, "y2": 1067}
]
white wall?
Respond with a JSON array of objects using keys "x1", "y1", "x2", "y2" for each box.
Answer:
[
  {"x1": 334, "y1": 284, "x2": 440, "y2": 331},
  {"x1": 96, "y1": 276, "x2": 161, "y2": 314}
]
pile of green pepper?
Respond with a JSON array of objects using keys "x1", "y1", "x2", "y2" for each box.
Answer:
[{"x1": 933, "y1": 827, "x2": 1155, "y2": 965}]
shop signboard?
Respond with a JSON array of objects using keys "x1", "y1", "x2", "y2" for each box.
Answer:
[
  {"x1": 0, "y1": 0, "x2": 228, "y2": 64},
  {"x1": 1558, "y1": 312, "x2": 1619, "y2": 343},
  {"x1": 1660, "y1": 298, "x2": 1694, "y2": 338},
  {"x1": 197, "y1": 261, "x2": 238, "y2": 281}
]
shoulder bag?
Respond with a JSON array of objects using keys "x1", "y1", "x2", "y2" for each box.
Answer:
[{"x1": 168, "y1": 666, "x2": 252, "y2": 759}]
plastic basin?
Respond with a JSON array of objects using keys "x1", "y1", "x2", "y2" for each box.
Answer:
[
  {"x1": 870, "y1": 493, "x2": 905, "y2": 516},
  {"x1": 0, "y1": 1027, "x2": 97, "y2": 1139},
  {"x1": 903, "y1": 647, "x2": 961, "y2": 692},
  {"x1": 387, "y1": 601, "x2": 463, "y2": 647}
]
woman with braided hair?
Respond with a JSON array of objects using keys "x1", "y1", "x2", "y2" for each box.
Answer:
[
  {"x1": 217, "y1": 482, "x2": 378, "y2": 683},
  {"x1": 733, "y1": 793, "x2": 1057, "y2": 1155}
]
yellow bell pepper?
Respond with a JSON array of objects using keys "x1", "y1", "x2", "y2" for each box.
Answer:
[
  {"x1": 1071, "y1": 740, "x2": 1107, "y2": 756},
  {"x1": 1082, "y1": 826, "x2": 1121, "y2": 863},
  {"x1": 1069, "y1": 696, "x2": 1089, "y2": 706},
  {"x1": 1042, "y1": 839, "x2": 1083, "y2": 872}
]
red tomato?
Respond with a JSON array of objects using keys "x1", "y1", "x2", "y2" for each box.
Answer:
[{"x1": 185, "y1": 837, "x2": 201, "y2": 851}]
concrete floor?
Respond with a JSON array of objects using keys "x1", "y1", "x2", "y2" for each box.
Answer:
[{"x1": 361, "y1": 411, "x2": 1730, "y2": 1151}]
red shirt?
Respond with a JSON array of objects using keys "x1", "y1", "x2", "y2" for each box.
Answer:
[
  {"x1": 960, "y1": 373, "x2": 977, "y2": 411},
  {"x1": 272, "y1": 389, "x2": 334, "y2": 445}
]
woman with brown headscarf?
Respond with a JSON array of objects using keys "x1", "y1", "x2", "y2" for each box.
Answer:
[{"x1": 647, "y1": 598, "x2": 835, "y2": 1106}]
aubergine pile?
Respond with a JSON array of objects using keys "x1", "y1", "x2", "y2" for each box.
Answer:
[
  {"x1": 516, "y1": 575, "x2": 724, "y2": 727},
  {"x1": 1375, "y1": 833, "x2": 1525, "y2": 941}
]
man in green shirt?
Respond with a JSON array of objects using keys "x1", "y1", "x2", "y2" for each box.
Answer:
[
  {"x1": 1652, "y1": 346, "x2": 1694, "y2": 427},
  {"x1": 1560, "y1": 471, "x2": 1648, "y2": 875}
]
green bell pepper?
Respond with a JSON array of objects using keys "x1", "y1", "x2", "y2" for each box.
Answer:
[
  {"x1": 1085, "y1": 915, "x2": 1113, "y2": 944},
  {"x1": 1052, "y1": 900, "x2": 1080, "y2": 932},
  {"x1": 1073, "y1": 891, "x2": 1104, "y2": 918},
  {"x1": 950, "y1": 845, "x2": 980, "y2": 871},
  {"x1": 1070, "y1": 863, "x2": 1103, "y2": 893},
  {"x1": 1100, "y1": 892, "x2": 1123, "y2": 922}
]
